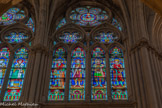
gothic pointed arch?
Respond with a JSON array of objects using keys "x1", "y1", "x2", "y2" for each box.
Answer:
[
  {"x1": 46, "y1": 0, "x2": 129, "y2": 103},
  {"x1": 0, "y1": 5, "x2": 33, "y2": 100}
]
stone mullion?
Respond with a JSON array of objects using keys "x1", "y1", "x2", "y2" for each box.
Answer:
[
  {"x1": 106, "y1": 51, "x2": 111, "y2": 102},
  {"x1": 64, "y1": 52, "x2": 71, "y2": 102},
  {"x1": 88, "y1": 51, "x2": 92, "y2": 102},
  {"x1": 85, "y1": 50, "x2": 90, "y2": 102},
  {"x1": 42, "y1": 53, "x2": 53, "y2": 102},
  {"x1": 21, "y1": 51, "x2": 36, "y2": 102},
  {"x1": 0, "y1": 52, "x2": 14, "y2": 101},
  {"x1": 28, "y1": 52, "x2": 42, "y2": 102},
  {"x1": 139, "y1": 47, "x2": 159, "y2": 108}
]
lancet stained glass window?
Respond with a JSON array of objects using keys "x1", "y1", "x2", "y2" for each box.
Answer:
[
  {"x1": 0, "y1": 47, "x2": 10, "y2": 94},
  {"x1": 109, "y1": 46, "x2": 127, "y2": 100},
  {"x1": 4, "y1": 32, "x2": 29, "y2": 43},
  {"x1": 91, "y1": 47, "x2": 107, "y2": 100},
  {"x1": 26, "y1": 18, "x2": 35, "y2": 32},
  {"x1": 69, "y1": 47, "x2": 86, "y2": 100},
  {"x1": 59, "y1": 32, "x2": 82, "y2": 43},
  {"x1": 3, "y1": 47, "x2": 28, "y2": 101},
  {"x1": 70, "y1": 6, "x2": 108, "y2": 26},
  {"x1": 112, "y1": 18, "x2": 122, "y2": 31},
  {"x1": 95, "y1": 32, "x2": 118, "y2": 43},
  {"x1": 0, "y1": 8, "x2": 25, "y2": 25},
  {"x1": 56, "y1": 18, "x2": 66, "y2": 30},
  {"x1": 48, "y1": 47, "x2": 67, "y2": 101}
]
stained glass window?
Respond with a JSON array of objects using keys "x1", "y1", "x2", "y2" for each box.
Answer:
[
  {"x1": 112, "y1": 18, "x2": 122, "y2": 31},
  {"x1": 4, "y1": 32, "x2": 29, "y2": 43},
  {"x1": 70, "y1": 6, "x2": 108, "y2": 26},
  {"x1": 91, "y1": 47, "x2": 107, "y2": 100},
  {"x1": 0, "y1": 47, "x2": 10, "y2": 94},
  {"x1": 26, "y1": 18, "x2": 35, "y2": 32},
  {"x1": 48, "y1": 47, "x2": 67, "y2": 101},
  {"x1": 3, "y1": 47, "x2": 28, "y2": 101},
  {"x1": 0, "y1": 8, "x2": 25, "y2": 25},
  {"x1": 69, "y1": 47, "x2": 86, "y2": 100},
  {"x1": 109, "y1": 46, "x2": 127, "y2": 100},
  {"x1": 56, "y1": 18, "x2": 66, "y2": 30},
  {"x1": 95, "y1": 32, "x2": 118, "y2": 43},
  {"x1": 59, "y1": 32, "x2": 82, "y2": 43}
]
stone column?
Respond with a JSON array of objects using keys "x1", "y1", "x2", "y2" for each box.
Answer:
[
  {"x1": 24, "y1": 0, "x2": 51, "y2": 108},
  {"x1": 64, "y1": 50, "x2": 71, "y2": 102}
]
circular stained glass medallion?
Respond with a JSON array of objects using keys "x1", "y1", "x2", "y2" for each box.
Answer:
[
  {"x1": 80, "y1": 13, "x2": 97, "y2": 22},
  {"x1": 70, "y1": 6, "x2": 109, "y2": 26}
]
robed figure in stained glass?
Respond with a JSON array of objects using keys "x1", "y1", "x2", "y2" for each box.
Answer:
[
  {"x1": 91, "y1": 47, "x2": 107, "y2": 100},
  {"x1": 109, "y1": 46, "x2": 128, "y2": 100},
  {"x1": 69, "y1": 47, "x2": 86, "y2": 100},
  {"x1": 48, "y1": 47, "x2": 67, "y2": 101}
]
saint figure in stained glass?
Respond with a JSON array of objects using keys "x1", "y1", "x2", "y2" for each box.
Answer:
[
  {"x1": 4, "y1": 47, "x2": 28, "y2": 101},
  {"x1": 91, "y1": 47, "x2": 107, "y2": 100},
  {"x1": 109, "y1": 46, "x2": 128, "y2": 100},
  {"x1": 69, "y1": 47, "x2": 86, "y2": 100},
  {"x1": 48, "y1": 47, "x2": 67, "y2": 101}
]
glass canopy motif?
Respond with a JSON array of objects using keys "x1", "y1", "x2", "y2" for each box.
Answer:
[
  {"x1": 59, "y1": 32, "x2": 82, "y2": 43},
  {"x1": 4, "y1": 32, "x2": 29, "y2": 43},
  {"x1": 95, "y1": 32, "x2": 118, "y2": 43},
  {"x1": 109, "y1": 47, "x2": 127, "y2": 100},
  {"x1": 0, "y1": 8, "x2": 25, "y2": 25},
  {"x1": 70, "y1": 6, "x2": 109, "y2": 26}
]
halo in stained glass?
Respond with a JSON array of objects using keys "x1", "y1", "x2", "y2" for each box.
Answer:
[
  {"x1": 95, "y1": 32, "x2": 118, "y2": 43},
  {"x1": 0, "y1": 8, "x2": 25, "y2": 26},
  {"x1": 70, "y1": 6, "x2": 109, "y2": 26},
  {"x1": 4, "y1": 32, "x2": 29, "y2": 43},
  {"x1": 58, "y1": 32, "x2": 82, "y2": 43}
]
